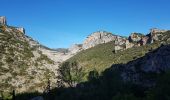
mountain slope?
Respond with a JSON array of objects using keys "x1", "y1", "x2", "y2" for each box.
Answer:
[
  {"x1": 66, "y1": 30, "x2": 170, "y2": 79},
  {"x1": 0, "y1": 25, "x2": 57, "y2": 93}
]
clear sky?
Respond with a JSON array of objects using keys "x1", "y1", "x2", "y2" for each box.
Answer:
[{"x1": 1, "y1": 0, "x2": 170, "y2": 48}]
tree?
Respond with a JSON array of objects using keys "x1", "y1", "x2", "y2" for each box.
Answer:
[
  {"x1": 57, "y1": 61, "x2": 85, "y2": 87},
  {"x1": 87, "y1": 69, "x2": 99, "y2": 82}
]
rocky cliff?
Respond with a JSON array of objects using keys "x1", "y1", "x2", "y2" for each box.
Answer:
[
  {"x1": 0, "y1": 16, "x2": 7, "y2": 25},
  {"x1": 82, "y1": 31, "x2": 117, "y2": 49},
  {"x1": 16, "y1": 27, "x2": 25, "y2": 34},
  {"x1": 65, "y1": 28, "x2": 169, "y2": 56},
  {"x1": 114, "y1": 28, "x2": 169, "y2": 53},
  {"x1": 110, "y1": 30, "x2": 170, "y2": 86}
]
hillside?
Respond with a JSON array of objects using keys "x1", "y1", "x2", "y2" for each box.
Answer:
[
  {"x1": 1, "y1": 16, "x2": 170, "y2": 100},
  {"x1": 16, "y1": 40, "x2": 170, "y2": 100},
  {"x1": 66, "y1": 30, "x2": 170, "y2": 79},
  {"x1": 0, "y1": 25, "x2": 57, "y2": 93}
]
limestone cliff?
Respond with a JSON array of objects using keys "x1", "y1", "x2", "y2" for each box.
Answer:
[
  {"x1": 82, "y1": 31, "x2": 117, "y2": 49},
  {"x1": 16, "y1": 27, "x2": 25, "y2": 34},
  {"x1": 0, "y1": 16, "x2": 7, "y2": 25}
]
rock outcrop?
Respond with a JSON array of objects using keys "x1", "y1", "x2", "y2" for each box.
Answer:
[
  {"x1": 16, "y1": 27, "x2": 25, "y2": 34},
  {"x1": 148, "y1": 28, "x2": 168, "y2": 43},
  {"x1": 80, "y1": 28, "x2": 168, "y2": 54},
  {"x1": 129, "y1": 32, "x2": 144, "y2": 42},
  {"x1": 82, "y1": 31, "x2": 117, "y2": 49},
  {"x1": 0, "y1": 16, "x2": 7, "y2": 25},
  {"x1": 114, "y1": 36, "x2": 127, "y2": 53},
  {"x1": 125, "y1": 40, "x2": 134, "y2": 49},
  {"x1": 140, "y1": 36, "x2": 149, "y2": 45},
  {"x1": 114, "y1": 28, "x2": 168, "y2": 53}
]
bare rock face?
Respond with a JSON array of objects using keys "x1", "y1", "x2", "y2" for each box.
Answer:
[
  {"x1": 114, "y1": 45, "x2": 125, "y2": 53},
  {"x1": 150, "y1": 28, "x2": 167, "y2": 34},
  {"x1": 114, "y1": 36, "x2": 127, "y2": 53},
  {"x1": 115, "y1": 36, "x2": 127, "y2": 45},
  {"x1": 69, "y1": 44, "x2": 82, "y2": 54},
  {"x1": 148, "y1": 28, "x2": 167, "y2": 43},
  {"x1": 16, "y1": 27, "x2": 25, "y2": 34},
  {"x1": 0, "y1": 16, "x2": 7, "y2": 25},
  {"x1": 129, "y1": 32, "x2": 144, "y2": 42},
  {"x1": 140, "y1": 36, "x2": 149, "y2": 45},
  {"x1": 125, "y1": 40, "x2": 134, "y2": 49},
  {"x1": 82, "y1": 31, "x2": 117, "y2": 49}
]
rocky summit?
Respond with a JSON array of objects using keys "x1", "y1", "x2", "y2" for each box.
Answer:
[{"x1": 82, "y1": 31, "x2": 117, "y2": 49}]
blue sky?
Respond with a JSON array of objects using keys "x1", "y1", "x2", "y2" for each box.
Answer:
[{"x1": 1, "y1": 0, "x2": 170, "y2": 48}]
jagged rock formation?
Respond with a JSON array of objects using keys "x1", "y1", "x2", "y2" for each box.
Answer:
[
  {"x1": 110, "y1": 30, "x2": 170, "y2": 86},
  {"x1": 114, "y1": 36, "x2": 127, "y2": 52},
  {"x1": 114, "y1": 28, "x2": 169, "y2": 53},
  {"x1": 64, "y1": 28, "x2": 169, "y2": 56},
  {"x1": 125, "y1": 40, "x2": 134, "y2": 49},
  {"x1": 0, "y1": 16, "x2": 7, "y2": 25},
  {"x1": 80, "y1": 28, "x2": 168, "y2": 54},
  {"x1": 82, "y1": 31, "x2": 117, "y2": 49},
  {"x1": 129, "y1": 32, "x2": 143, "y2": 42},
  {"x1": 148, "y1": 28, "x2": 168, "y2": 43},
  {"x1": 16, "y1": 27, "x2": 25, "y2": 34}
]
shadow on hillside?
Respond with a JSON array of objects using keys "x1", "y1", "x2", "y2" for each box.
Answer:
[
  {"x1": 14, "y1": 63, "x2": 148, "y2": 100},
  {"x1": 12, "y1": 44, "x2": 170, "y2": 100},
  {"x1": 15, "y1": 92, "x2": 41, "y2": 100}
]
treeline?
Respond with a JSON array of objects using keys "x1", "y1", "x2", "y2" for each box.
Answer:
[{"x1": 45, "y1": 61, "x2": 170, "y2": 100}]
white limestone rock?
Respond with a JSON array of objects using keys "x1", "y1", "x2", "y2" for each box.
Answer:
[
  {"x1": 16, "y1": 27, "x2": 25, "y2": 34},
  {"x1": 82, "y1": 31, "x2": 117, "y2": 49},
  {"x1": 0, "y1": 16, "x2": 7, "y2": 25}
]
